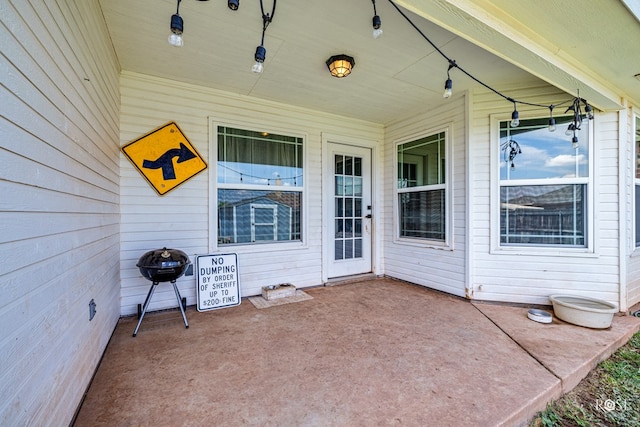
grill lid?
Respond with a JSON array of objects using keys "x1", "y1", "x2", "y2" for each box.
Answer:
[{"x1": 137, "y1": 247, "x2": 190, "y2": 282}]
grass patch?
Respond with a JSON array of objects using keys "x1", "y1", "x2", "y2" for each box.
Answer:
[{"x1": 530, "y1": 331, "x2": 640, "y2": 427}]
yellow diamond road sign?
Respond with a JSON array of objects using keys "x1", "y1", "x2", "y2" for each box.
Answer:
[{"x1": 122, "y1": 122, "x2": 207, "y2": 195}]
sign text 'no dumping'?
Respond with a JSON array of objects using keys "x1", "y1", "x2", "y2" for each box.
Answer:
[{"x1": 196, "y1": 254, "x2": 240, "y2": 311}]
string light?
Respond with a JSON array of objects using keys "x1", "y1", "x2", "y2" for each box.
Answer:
[
  {"x1": 162, "y1": 0, "x2": 596, "y2": 146},
  {"x1": 387, "y1": 0, "x2": 594, "y2": 142}
]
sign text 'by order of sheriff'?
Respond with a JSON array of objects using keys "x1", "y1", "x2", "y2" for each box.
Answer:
[{"x1": 196, "y1": 253, "x2": 240, "y2": 312}]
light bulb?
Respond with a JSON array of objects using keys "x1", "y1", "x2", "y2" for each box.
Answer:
[
  {"x1": 584, "y1": 104, "x2": 594, "y2": 120},
  {"x1": 548, "y1": 117, "x2": 556, "y2": 132},
  {"x1": 443, "y1": 78, "x2": 452, "y2": 98},
  {"x1": 565, "y1": 123, "x2": 575, "y2": 136},
  {"x1": 228, "y1": 0, "x2": 239, "y2": 10},
  {"x1": 510, "y1": 109, "x2": 519, "y2": 127},
  {"x1": 572, "y1": 136, "x2": 579, "y2": 149},
  {"x1": 373, "y1": 28, "x2": 383, "y2": 39},
  {"x1": 168, "y1": 32, "x2": 183, "y2": 47},
  {"x1": 251, "y1": 61, "x2": 264, "y2": 73}
]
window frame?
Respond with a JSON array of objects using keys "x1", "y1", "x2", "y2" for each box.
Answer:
[
  {"x1": 393, "y1": 125, "x2": 453, "y2": 249},
  {"x1": 490, "y1": 113, "x2": 595, "y2": 255},
  {"x1": 210, "y1": 121, "x2": 307, "y2": 252}
]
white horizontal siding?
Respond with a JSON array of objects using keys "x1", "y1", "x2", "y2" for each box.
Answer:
[
  {"x1": 469, "y1": 83, "x2": 622, "y2": 306},
  {"x1": 0, "y1": 0, "x2": 121, "y2": 426},
  {"x1": 381, "y1": 95, "x2": 467, "y2": 297},
  {"x1": 119, "y1": 72, "x2": 384, "y2": 316}
]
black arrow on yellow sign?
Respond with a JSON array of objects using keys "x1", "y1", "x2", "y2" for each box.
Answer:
[{"x1": 142, "y1": 143, "x2": 197, "y2": 180}]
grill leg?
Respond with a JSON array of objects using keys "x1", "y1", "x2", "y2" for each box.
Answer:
[
  {"x1": 172, "y1": 281, "x2": 189, "y2": 329},
  {"x1": 132, "y1": 282, "x2": 158, "y2": 337}
]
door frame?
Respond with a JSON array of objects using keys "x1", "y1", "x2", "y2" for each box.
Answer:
[{"x1": 322, "y1": 133, "x2": 378, "y2": 282}]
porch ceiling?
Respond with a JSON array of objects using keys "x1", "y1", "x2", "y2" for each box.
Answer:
[
  {"x1": 99, "y1": 0, "x2": 638, "y2": 125},
  {"x1": 400, "y1": 0, "x2": 640, "y2": 112}
]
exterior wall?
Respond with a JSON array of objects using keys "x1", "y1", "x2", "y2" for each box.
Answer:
[
  {"x1": 469, "y1": 84, "x2": 621, "y2": 306},
  {"x1": 119, "y1": 72, "x2": 384, "y2": 316},
  {"x1": 0, "y1": 1, "x2": 121, "y2": 425},
  {"x1": 382, "y1": 95, "x2": 468, "y2": 297},
  {"x1": 625, "y1": 105, "x2": 640, "y2": 309}
]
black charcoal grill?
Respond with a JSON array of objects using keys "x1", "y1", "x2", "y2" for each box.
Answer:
[{"x1": 133, "y1": 247, "x2": 191, "y2": 337}]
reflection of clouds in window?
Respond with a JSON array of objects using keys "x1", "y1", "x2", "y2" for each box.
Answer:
[
  {"x1": 546, "y1": 154, "x2": 586, "y2": 167},
  {"x1": 500, "y1": 132, "x2": 588, "y2": 180},
  {"x1": 513, "y1": 144, "x2": 547, "y2": 167}
]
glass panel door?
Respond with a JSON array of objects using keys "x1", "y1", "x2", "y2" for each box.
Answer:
[
  {"x1": 327, "y1": 144, "x2": 372, "y2": 278},
  {"x1": 334, "y1": 154, "x2": 363, "y2": 260}
]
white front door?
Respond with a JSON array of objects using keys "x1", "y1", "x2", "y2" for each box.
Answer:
[{"x1": 326, "y1": 144, "x2": 372, "y2": 278}]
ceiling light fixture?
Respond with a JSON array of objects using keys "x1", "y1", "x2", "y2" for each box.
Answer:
[
  {"x1": 326, "y1": 55, "x2": 355, "y2": 78},
  {"x1": 252, "y1": 0, "x2": 277, "y2": 73},
  {"x1": 372, "y1": 0, "x2": 383, "y2": 39},
  {"x1": 168, "y1": 0, "x2": 184, "y2": 47},
  {"x1": 228, "y1": 0, "x2": 239, "y2": 10}
]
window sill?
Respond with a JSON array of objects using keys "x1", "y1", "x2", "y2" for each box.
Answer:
[
  {"x1": 394, "y1": 237, "x2": 453, "y2": 251},
  {"x1": 214, "y1": 241, "x2": 308, "y2": 254},
  {"x1": 490, "y1": 246, "x2": 597, "y2": 258}
]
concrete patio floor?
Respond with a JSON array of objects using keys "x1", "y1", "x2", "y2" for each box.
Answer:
[{"x1": 73, "y1": 278, "x2": 640, "y2": 427}]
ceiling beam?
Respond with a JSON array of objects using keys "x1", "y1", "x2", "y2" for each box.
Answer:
[{"x1": 395, "y1": 0, "x2": 624, "y2": 111}]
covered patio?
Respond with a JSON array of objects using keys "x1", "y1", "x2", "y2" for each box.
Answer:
[
  {"x1": 4, "y1": 1, "x2": 640, "y2": 425},
  {"x1": 74, "y1": 278, "x2": 640, "y2": 426}
]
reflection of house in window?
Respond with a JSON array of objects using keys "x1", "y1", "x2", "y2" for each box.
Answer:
[
  {"x1": 218, "y1": 192, "x2": 301, "y2": 244},
  {"x1": 251, "y1": 204, "x2": 278, "y2": 241},
  {"x1": 501, "y1": 185, "x2": 585, "y2": 246}
]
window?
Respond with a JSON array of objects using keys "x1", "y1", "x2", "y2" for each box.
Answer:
[
  {"x1": 397, "y1": 131, "x2": 446, "y2": 241},
  {"x1": 498, "y1": 116, "x2": 589, "y2": 247},
  {"x1": 635, "y1": 116, "x2": 640, "y2": 247},
  {"x1": 217, "y1": 126, "x2": 303, "y2": 245}
]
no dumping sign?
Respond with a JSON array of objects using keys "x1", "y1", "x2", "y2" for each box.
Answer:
[{"x1": 196, "y1": 253, "x2": 240, "y2": 311}]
